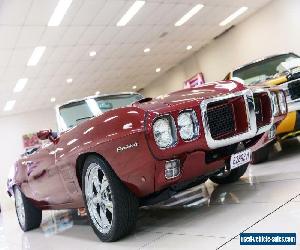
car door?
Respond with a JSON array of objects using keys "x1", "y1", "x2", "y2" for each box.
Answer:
[{"x1": 27, "y1": 141, "x2": 71, "y2": 205}]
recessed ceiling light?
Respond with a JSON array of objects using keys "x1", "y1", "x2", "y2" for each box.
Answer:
[
  {"x1": 3, "y1": 100, "x2": 16, "y2": 111},
  {"x1": 14, "y1": 78, "x2": 28, "y2": 92},
  {"x1": 95, "y1": 91, "x2": 100, "y2": 95},
  {"x1": 156, "y1": 68, "x2": 161, "y2": 73},
  {"x1": 132, "y1": 85, "x2": 137, "y2": 90},
  {"x1": 219, "y1": 7, "x2": 248, "y2": 26},
  {"x1": 186, "y1": 45, "x2": 193, "y2": 50},
  {"x1": 66, "y1": 78, "x2": 73, "y2": 83},
  {"x1": 27, "y1": 46, "x2": 46, "y2": 66},
  {"x1": 48, "y1": 0, "x2": 73, "y2": 27},
  {"x1": 50, "y1": 97, "x2": 56, "y2": 103},
  {"x1": 117, "y1": 0, "x2": 145, "y2": 27},
  {"x1": 89, "y1": 51, "x2": 97, "y2": 57},
  {"x1": 144, "y1": 48, "x2": 150, "y2": 53},
  {"x1": 175, "y1": 4, "x2": 204, "y2": 26}
]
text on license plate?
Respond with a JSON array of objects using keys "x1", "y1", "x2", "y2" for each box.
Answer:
[{"x1": 230, "y1": 149, "x2": 251, "y2": 170}]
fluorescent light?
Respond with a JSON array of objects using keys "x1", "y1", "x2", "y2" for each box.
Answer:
[
  {"x1": 14, "y1": 78, "x2": 28, "y2": 92},
  {"x1": 144, "y1": 48, "x2": 150, "y2": 53},
  {"x1": 48, "y1": 0, "x2": 73, "y2": 27},
  {"x1": 186, "y1": 45, "x2": 193, "y2": 50},
  {"x1": 95, "y1": 91, "x2": 100, "y2": 95},
  {"x1": 4, "y1": 100, "x2": 16, "y2": 111},
  {"x1": 89, "y1": 51, "x2": 97, "y2": 57},
  {"x1": 27, "y1": 46, "x2": 46, "y2": 66},
  {"x1": 66, "y1": 78, "x2": 73, "y2": 83},
  {"x1": 117, "y1": 1, "x2": 145, "y2": 27},
  {"x1": 132, "y1": 85, "x2": 137, "y2": 90},
  {"x1": 219, "y1": 7, "x2": 248, "y2": 26},
  {"x1": 156, "y1": 68, "x2": 161, "y2": 73},
  {"x1": 50, "y1": 97, "x2": 56, "y2": 103},
  {"x1": 175, "y1": 4, "x2": 204, "y2": 26}
]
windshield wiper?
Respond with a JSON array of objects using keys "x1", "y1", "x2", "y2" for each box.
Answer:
[{"x1": 76, "y1": 116, "x2": 94, "y2": 123}]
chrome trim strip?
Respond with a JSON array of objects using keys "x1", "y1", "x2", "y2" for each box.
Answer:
[{"x1": 201, "y1": 89, "x2": 257, "y2": 149}]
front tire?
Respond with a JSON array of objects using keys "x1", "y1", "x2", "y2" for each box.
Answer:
[
  {"x1": 210, "y1": 163, "x2": 249, "y2": 185},
  {"x1": 251, "y1": 144, "x2": 271, "y2": 164},
  {"x1": 14, "y1": 186, "x2": 42, "y2": 231},
  {"x1": 82, "y1": 155, "x2": 138, "y2": 242}
]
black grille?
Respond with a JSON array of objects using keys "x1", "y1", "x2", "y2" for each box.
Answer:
[
  {"x1": 254, "y1": 95, "x2": 263, "y2": 125},
  {"x1": 207, "y1": 104, "x2": 235, "y2": 139},
  {"x1": 288, "y1": 79, "x2": 300, "y2": 100}
]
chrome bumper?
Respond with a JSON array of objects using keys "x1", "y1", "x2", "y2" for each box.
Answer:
[
  {"x1": 201, "y1": 89, "x2": 273, "y2": 149},
  {"x1": 287, "y1": 100, "x2": 300, "y2": 112}
]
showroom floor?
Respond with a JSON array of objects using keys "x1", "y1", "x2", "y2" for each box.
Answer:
[{"x1": 1, "y1": 139, "x2": 300, "y2": 250}]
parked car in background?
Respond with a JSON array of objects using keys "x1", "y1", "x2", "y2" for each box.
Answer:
[
  {"x1": 7, "y1": 83, "x2": 286, "y2": 242},
  {"x1": 225, "y1": 52, "x2": 300, "y2": 163}
]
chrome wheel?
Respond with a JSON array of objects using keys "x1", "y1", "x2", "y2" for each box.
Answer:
[
  {"x1": 15, "y1": 188, "x2": 25, "y2": 228},
  {"x1": 85, "y1": 162, "x2": 113, "y2": 234}
]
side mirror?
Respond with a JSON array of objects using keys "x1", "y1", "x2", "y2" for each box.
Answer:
[{"x1": 37, "y1": 130, "x2": 52, "y2": 140}]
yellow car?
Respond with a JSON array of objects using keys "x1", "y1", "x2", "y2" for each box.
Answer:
[{"x1": 225, "y1": 52, "x2": 300, "y2": 163}]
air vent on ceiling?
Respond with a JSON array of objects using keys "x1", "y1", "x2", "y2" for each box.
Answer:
[{"x1": 214, "y1": 25, "x2": 235, "y2": 40}]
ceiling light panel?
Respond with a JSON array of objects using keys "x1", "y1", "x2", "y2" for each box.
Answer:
[
  {"x1": 117, "y1": 1, "x2": 145, "y2": 27},
  {"x1": 3, "y1": 100, "x2": 16, "y2": 111},
  {"x1": 219, "y1": 7, "x2": 248, "y2": 26},
  {"x1": 48, "y1": 0, "x2": 73, "y2": 27},
  {"x1": 27, "y1": 46, "x2": 46, "y2": 66},
  {"x1": 14, "y1": 78, "x2": 28, "y2": 92},
  {"x1": 175, "y1": 4, "x2": 204, "y2": 26}
]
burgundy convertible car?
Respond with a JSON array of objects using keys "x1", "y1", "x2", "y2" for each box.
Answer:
[{"x1": 7, "y1": 80, "x2": 287, "y2": 242}]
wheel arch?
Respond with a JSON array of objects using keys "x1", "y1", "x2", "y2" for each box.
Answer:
[{"x1": 75, "y1": 152, "x2": 111, "y2": 190}]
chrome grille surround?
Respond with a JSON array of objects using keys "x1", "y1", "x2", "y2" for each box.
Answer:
[{"x1": 201, "y1": 89, "x2": 257, "y2": 149}]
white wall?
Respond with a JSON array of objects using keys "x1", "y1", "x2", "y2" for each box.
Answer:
[
  {"x1": 142, "y1": 0, "x2": 300, "y2": 97},
  {"x1": 0, "y1": 108, "x2": 57, "y2": 211}
]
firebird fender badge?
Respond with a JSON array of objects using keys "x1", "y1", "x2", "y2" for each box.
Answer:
[{"x1": 117, "y1": 142, "x2": 139, "y2": 153}]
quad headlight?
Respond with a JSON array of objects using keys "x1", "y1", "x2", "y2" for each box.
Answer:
[
  {"x1": 277, "y1": 91, "x2": 287, "y2": 114},
  {"x1": 271, "y1": 92, "x2": 279, "y2": 116},
  {"x1": 153, "y1": 116, "x2": 177, "y2": 148},
  {"x1": 177, "y1": 110, "x2": 199, "y2": 141}
]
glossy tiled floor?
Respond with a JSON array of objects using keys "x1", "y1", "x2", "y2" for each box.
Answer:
[{"x1": 1, "y1": 138, "x2": 300, "y2": 250}]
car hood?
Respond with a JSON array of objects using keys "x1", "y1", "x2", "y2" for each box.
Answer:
[{"x1": 134, "y1": 80, "x2": 246, "y2": 111}]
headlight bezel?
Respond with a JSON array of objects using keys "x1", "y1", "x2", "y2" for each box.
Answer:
[
  {"x1": 177, "y1": 109, "x2": 200, "y2": 141},
  {"x1": 152, "y1": 115, "x2": 177, "y2": 149}
]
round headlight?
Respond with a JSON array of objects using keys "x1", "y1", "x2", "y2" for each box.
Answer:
[
  {"x1": 278, "y1": 91, "x2": 287, "y2": 114},
  {"x1": 271, "y1": 92, "x2": 279, "y2": 116},
  {"x1": 177, "y1": 110, "x2": 199, "y2": 141},
  {"x1": 153, "y1": 116, "x2": 177, "y2": 148}
]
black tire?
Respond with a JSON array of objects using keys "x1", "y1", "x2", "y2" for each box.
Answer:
[
  {"x1": 209, "y1": 163, "x2": 249, "y2": 185},
  {"x1": 210, "y1": 143, "x2": 249, "y2": 185},
  {"x1": 82, "y1": 155, "x2": 138, "y2": 242},
  {"x1": 14, "y1": 186, "x2": 42, "y2": 232},
  {"x1": 251, "y1": 144, "x2": 271, "y2": 164}
]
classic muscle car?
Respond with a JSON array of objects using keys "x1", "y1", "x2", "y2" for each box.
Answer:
[
  {"x1": 225, "y1": 53, "x2": 300, "y2": 163},
  {"x1": 7, "y1": 82, "x2": 286, "y2": 242}
]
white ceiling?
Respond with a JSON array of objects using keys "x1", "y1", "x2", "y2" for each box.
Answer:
[{"x1": 0, "y1": 0, "x2": 272, "y2": 116}]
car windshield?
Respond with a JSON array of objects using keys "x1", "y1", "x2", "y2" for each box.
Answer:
[
  {"x1": 233, "y1": 53, "x2": 300, "y2": 85},
  {"x1": 58, "y1": 93, "x2": 143, "y2": 130}
]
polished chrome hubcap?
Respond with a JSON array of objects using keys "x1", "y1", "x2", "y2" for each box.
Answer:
[
  {"x1": 85, "y1": 163, "x2": 113, "y2": 234},
  {"x1": 15, "y1": 189, "x2": 25, "y2": 228}
]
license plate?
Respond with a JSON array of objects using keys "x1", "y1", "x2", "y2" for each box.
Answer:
[{"x1": 230, "y1": 149, "x2": 251, "y2": 170}]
